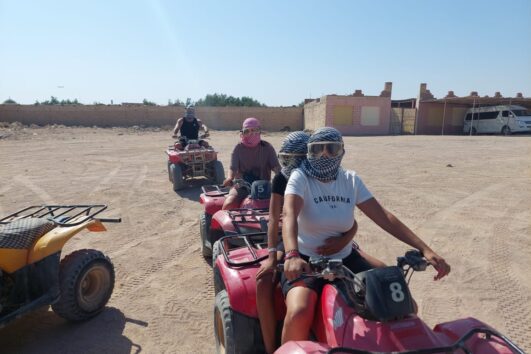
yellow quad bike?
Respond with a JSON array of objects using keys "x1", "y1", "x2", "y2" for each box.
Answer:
[{"x1": 0, "y1": 204, "x2": 121, "y2": 328}]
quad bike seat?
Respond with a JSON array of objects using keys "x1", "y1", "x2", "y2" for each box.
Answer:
[
  {"x1": 0, "y1": 218, "x2": 55, "y2": 273},
  {"x1": 0, "y1": 218, "x2": 55, "y2": 250},
  {"x1": 250, "y1": 180, "x2": 271, "y2": 200}
]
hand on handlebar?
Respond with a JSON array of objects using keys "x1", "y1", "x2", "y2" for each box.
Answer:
[
  {"x1": 283, "y1": 257, "x2": 311, "y2": 281},
  {"x1": 423, "y1": 249, "x2": 451, "y2": 280},
  {"x1": 222, "y1": 178, "x2": 234, "y2": 187}
]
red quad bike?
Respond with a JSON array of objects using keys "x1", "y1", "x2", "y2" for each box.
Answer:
[
  {"x1": 211, "y1": 235, "x2": 524, "y2": 354},
  {"x1": 166, "y1": 134, "x2": 225, "y2": 191},
  {"x1": 199, "y1": 179, "x2": 272, "y2": 259}
]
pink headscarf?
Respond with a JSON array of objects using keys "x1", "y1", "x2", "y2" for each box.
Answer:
[{"x1": 240, "y1": 117, "x2": 261, "y2": 147}]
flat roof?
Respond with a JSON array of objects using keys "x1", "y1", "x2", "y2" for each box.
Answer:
[{"x1": 421, "y1": 96, "x2": 531, "y2": 106}]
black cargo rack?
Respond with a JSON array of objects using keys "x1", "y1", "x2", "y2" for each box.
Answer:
[
  {"x1": 0, "y1": 205, "x2": 121, "y2": 226},
  {"x1": 217, "y1": 233, "x2": 269, "y2": 267},
  {"x1": 201, "y1": 184, "x2": 230, "y2": 197},
  {"x1": 225, "y1": 208, "x2": 270, "y2": 233}
]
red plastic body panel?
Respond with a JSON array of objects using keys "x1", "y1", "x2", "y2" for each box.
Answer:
[
  {"x1": 215, "y1": 247, "x2": 285, "y2": 319},
  {"x1": 166, "y1": 150, "x2": 182, "y2": 164},
  {"x1": 200, "y1": 193, "x2": 226, "y2": 216},
  {"x1": 274, "y1": 341, "x2": 331, "y2": 354},
  {"x1": 276, "y1": 285, "x2": 517, "y2": 353},
  {"x1": 240, "y1": 198, "x2": 270, "y2": 209},
  {"x1": 433, "y1": 318, "x2": 515, "y2": 354}
]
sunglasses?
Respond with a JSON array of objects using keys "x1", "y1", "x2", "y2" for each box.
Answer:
[
  {"x1": 240, "y1": 127, "x2": 261, "y2": 136},
  {"x1": 277, "y1": 152, "x2": 305, "y2": 167},
  {"x1": 307, "y1": 142, "x2": 344, "y2": 158}
]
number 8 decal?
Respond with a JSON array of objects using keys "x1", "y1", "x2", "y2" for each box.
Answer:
[{"x1": 389, "y1": 282, "x2": 405, "y2": 302}]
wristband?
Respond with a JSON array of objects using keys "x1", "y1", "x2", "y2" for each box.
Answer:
[
  {"x1": 285, "y1": 249, "x2": 300, "y2": 260},
  {"x1": 267, "y1": 247, "x2": 277, "y2": 253}
]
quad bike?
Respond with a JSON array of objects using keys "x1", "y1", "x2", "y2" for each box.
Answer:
[
  {"x1": 199, "y1": 179, "x2": 273, "y2": 259},
  {"x1": 0, "y1": 204, "x2": 121, "y2": 328},
  {"x1": 211, "y1": 234, "x2": 524, "y2": 354},
  {"x1": 166, "y1": 134, "x2": 225, "y2": 191}
]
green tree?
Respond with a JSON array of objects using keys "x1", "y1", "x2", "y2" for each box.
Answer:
[
  {"x1": 3, "y1": 98, "x2": 17, "y2": 104},
  {"x1": 142, "y1": 99, "x2": 157, "y2": 106},
  {"x1": 195, "y1": 93, "x2": 266, "y2": 107}
]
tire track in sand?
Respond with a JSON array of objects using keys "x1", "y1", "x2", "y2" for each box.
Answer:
[{"x1": 489, "y1": 197, "x2": 531, "y2": 351}]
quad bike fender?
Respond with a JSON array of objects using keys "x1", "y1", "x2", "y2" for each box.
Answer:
[
  {"x1": 275, "y1": 340, "x2": 331, "y2": 354},
  {"x1": 215, "y1": 247, "x2": 286, "y2": 320},
  {"x1": 200, "y1": 194, "x2": 225, "y2": 216},
  {"x1": 27, "y1": 219, "x2": 106, "y2": 265},
  {"x1": 343, "y1": 314, "x2": 445, "y2": 351},
  {"x1": 216, "y1": 256, "x2": 260, "y2": 318},
  {"x1": 240, "y1": 198, "x2": 269, "y2": 210},
  {"x1": 433, "y1": 318, "x2": 515, "y2": 353},
  {"x1": 0, "y1": 248, "x2": 29, "y2": 273},
  {"x1": 166, "y1": 150, "x2": 181, "y2": 164},
  {"x1": 312, "y1": 284, "x2": 355, "y2": 346},
  {"x1": 210, "y1": 211, "x2": 236, "y2": 234}
]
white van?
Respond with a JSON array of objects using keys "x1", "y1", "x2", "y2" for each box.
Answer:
[{"x1": 463, "y1": 105, "x2": 531, "y2": 135}]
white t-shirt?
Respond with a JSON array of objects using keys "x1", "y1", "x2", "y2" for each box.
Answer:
[{"x1": 285, "y1": 167, "x2": 373, "y2": 259}]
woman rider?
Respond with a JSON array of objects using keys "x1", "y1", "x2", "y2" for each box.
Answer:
[{"x1": 280, "y1": 127, "x2": 451, "y2": 343}]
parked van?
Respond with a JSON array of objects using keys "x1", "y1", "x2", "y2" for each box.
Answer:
[{"x1": 463, "y1": 105, "x2": 531, "y2": 135}]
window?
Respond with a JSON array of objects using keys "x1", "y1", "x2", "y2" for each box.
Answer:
[
  {"x1": 479, "y1": 111, "x2": 498, "y2": 120},
  {"x1": 360, "y1": 107, "x2": 380, "y2": 126},
  {"x1": 512, "y1": 110, "x2": 529, "y2": 117},
  {"x1": 332, "y1": 106, "x2": 353, "y2": 125},
  {"x1": 502, "y1": 111, "x2": 509, "y2": 117}
]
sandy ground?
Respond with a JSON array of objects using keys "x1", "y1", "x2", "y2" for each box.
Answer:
[{"x1": 0, "y1": 124, "x2": 530, "y2": 353}]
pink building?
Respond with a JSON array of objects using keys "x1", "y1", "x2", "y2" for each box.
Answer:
[{"x1": 304, "y1": 82, "x2": 393, "y2": 135}]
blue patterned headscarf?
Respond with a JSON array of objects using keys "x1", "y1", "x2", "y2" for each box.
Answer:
[
  {"x1": 301, "y1": 127, "x2": 344, "y2": 181},
  {"x1": 279, "y1": 131, "x2": 310, "y2": 178}
]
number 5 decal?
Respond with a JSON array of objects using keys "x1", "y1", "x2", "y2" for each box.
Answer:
[{"x1": 389, "y1": 282, "x2": 405, "y2": 302}]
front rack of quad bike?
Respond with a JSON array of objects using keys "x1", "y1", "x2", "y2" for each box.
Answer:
[
  {"x1": 327, "y1": 327, "x2": 524, "y2": 354},
  {"x1": 201, "y1": 184, "x2": 230, "y2": 196},
  {"x1": 0, "y1": 205, "x2": 121, "y2": 227},
  {"x1": 216, "y1": 233, "x2": 271, "y2": 267}
]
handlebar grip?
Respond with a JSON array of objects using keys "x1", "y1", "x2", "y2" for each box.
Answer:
[{"x1": 96, "y1": 218, "x2": 122, "y2": 223}]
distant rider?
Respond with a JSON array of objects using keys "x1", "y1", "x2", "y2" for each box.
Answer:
[{"x1": 172, "y1": 105, "x2": 209, "y2": 148}]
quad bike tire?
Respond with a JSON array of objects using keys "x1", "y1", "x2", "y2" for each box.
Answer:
[
  {"x1": 212, "y1": 160, "x2": 225, "y2": 185},
  {"x1": 200, "y1": 212, "x2": 212, "y2": 259},
  {"x1": 171, "y1": 163, "x2": 184, "y2": 191},
  {"x1": 167, "y1": 161, "x2": 173, "y2": 182},
  {"x1": 52, "y1": 249, "x2": 115, "y2": 322},
  {"x1": 502, "y1": 125, "x2": 511, "y2": 136},
  {"x1": 214, "y1": 290, "x2": 264, "y2": 354},
  {"x1": 212, "y1": 239, "x2": 222, "y2": 265}
]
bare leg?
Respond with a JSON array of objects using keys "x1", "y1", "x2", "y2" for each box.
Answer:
[
  {"x1": 222, "y1": 187, "x2": 242, "y2": 210},
  {"x1": 281, "y1": 286, "x2": 318, "y2": 344},
  {"x1": 256, "y1": 274, "x2": 277, "y2": 354}
]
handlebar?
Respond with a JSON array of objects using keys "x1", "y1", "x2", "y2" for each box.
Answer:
[
  {"x1": 96, "y1": 217, "x2": 122, "y2": 223},
  {"x1": 279, "y1": 250, "x2": 429, "y2": 285}
]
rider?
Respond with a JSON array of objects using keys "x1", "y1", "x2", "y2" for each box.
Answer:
[
  {"x1": 221, "y1": 117, "x2": 281, "y2": 210},
  {"x1": 172, "y1": 105, "x2": 209, "y2": 148},
  {"x1": 255, "y1": 131, "x2": 384, "y2": 354},
  {"x1": 281, "y1": 127, "x2": 451, "y2": 344}
]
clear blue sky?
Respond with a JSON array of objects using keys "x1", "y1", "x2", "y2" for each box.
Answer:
[{"x1": 1, "y1": 0, "x2": 530, "y2": 106}]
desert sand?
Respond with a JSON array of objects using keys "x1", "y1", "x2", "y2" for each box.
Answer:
[{"x1": 0, "y1": 124, "x2": 529, "y2": 353}]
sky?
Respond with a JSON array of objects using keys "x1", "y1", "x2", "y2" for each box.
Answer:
[{"x1": 1, "y1": 0, "x2": 530, "y2": 107}]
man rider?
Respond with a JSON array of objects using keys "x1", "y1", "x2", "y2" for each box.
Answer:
[{"x1": 172, "y1": 105, "x2": 209, "y2": 148}]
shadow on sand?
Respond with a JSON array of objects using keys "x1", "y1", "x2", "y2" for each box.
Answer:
[{"x1": 0, "y1": 306, "x2": 146, "y2": 354}]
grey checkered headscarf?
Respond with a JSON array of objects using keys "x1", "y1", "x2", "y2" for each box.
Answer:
[
  {"x1": 279, "y1": 131, "x2": 310, "y2": 178},
  {"x1": 301, "y1": 127, "x2": 344, "y2": 181}
]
